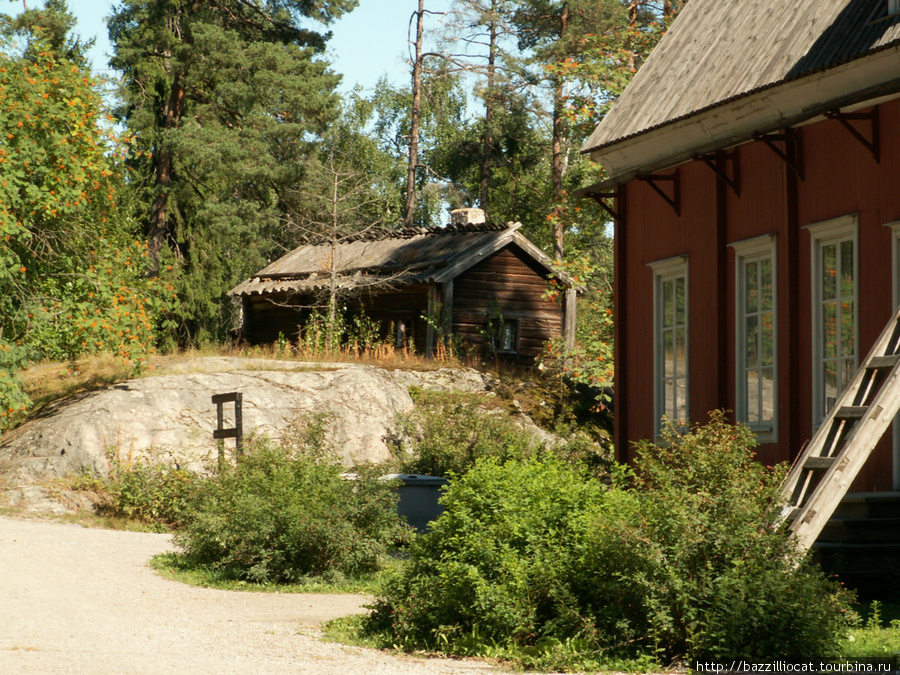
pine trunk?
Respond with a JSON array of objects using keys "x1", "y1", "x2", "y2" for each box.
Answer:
[{"x1": 404, "y1": 0, "x2": 426, "y2": 227}]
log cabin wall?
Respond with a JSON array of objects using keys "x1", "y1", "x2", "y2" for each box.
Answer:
[
  {"x1": 241, "y1": 287, "x2": 431, "y2": 352},
  {"x1": 452, "y1": 245, "x2": 564, "y2": 365},
  {"x1": 617, "y1": 97, "x2": 900, "y2": 491},
  {"x1": 343, "y1": 286, "x2": 431, "y2": 354},
  {"x1": 241, "y1": 292, "x2": 313, "y2": 345}
]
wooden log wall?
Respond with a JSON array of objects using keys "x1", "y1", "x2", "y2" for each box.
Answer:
[{"x1": 452, "y1": 246, "x2": 564, "y2": 364}]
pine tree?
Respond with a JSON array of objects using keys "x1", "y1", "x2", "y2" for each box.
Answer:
[{"x1": 109, "y1": 0, "x2": 357, "y2": 343}]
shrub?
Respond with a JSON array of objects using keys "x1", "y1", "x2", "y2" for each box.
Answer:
[
  {"x1": 366, "y1": 413, "x2": 856, "y2": 666},
  {"x1": 367, "y1": 457, "x2": 617, "y2": 650},
  {"x1": 613, "y1": 412, "x2": 857, "y2": 660},
  {"x1": 99, "y1": 453, "x2": 201, "y2": 528},
  {"x1": 387, "y1": 388, "x2": 542, "y2": 477},
  {"x1": 174, "y1": 416, "x2": 412, "y2": 583}
]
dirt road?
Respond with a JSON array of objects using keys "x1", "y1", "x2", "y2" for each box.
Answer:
[{"x1": 0, "y1": 516, "x2": 499, "y2": 674}]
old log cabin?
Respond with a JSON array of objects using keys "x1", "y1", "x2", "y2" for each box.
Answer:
[
  {"x1": 230, "y1": 209, "x2": 576, "y2": 364},
  {"x1": 578, "y1": 0, "x2": 900, "y2": 493}
]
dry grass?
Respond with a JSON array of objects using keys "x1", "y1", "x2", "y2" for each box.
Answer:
[{"x1": 12, "y1": 340, "x2": 479, "y2": 431}]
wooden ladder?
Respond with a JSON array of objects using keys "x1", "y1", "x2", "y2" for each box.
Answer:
[{"x1": 781, "y1": 305, "x2": 900, "y2": 553}]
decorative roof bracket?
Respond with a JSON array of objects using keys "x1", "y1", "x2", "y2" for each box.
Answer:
[
  {"x1": 696, "y1": 151, "x2": 740, "y2": 197},
  {"x1": 752, "y1": 130, "x2": 803, "y2": 180},
  {"x1": 638, "y1": 171, "x2": 681, "y2": 217},
  {"x1": 824, "y1": 109, "x2": 880, "y2": 163},
  {"x1": 588, "y1": 191, "x2": 620, "y2": 221}
]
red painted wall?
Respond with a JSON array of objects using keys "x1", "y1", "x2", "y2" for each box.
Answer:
[{"x1": 616, "y1": 98, "x2": 900, "y2": 491}]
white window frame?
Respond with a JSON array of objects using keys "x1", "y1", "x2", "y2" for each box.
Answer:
[
  {"x1": 806, "y1": 214, "x2": 859, "y2": 429},
  {"x1": 730, "y1": 234, "x2": 778, "y2": 443},
  {"x1": 649, "y1": 255, "x2": 689, "y2": 439},
  {"x1": 886, "y1": 221, "x2": 900, "y2": 489}
]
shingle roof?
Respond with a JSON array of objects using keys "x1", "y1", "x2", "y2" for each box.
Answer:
[
  {"x1": 229, "y1": 222, "x2": 568, "y2": 297},
  {"x1": 582, "y1": 0, "x2": 900, "y2": 156}
]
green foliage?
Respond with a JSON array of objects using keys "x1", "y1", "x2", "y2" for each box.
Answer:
[
  {"x1": 174, "y1": 416, "x2": 412, "y2": 583},
  {"x1": 109, "y1": 0, "x2": 358, "y2": 344},
  {"x1": 842, "y1": 602, "x2": 900, "y2": 658},
  {"x1": 606, "y1": 413, "x2": 856, "y2": 660},
  {"x1": 99, "y1": 452, "x2": 201, "y2": 529},
  {"x1": 387, "y1": 388, "x2": 542, "y2": 477},
  {"x1": 0, "y1": 11, "x2": 170, "y2": 429},
  {"x1": 367, "y1": 457, "x2": 615, "y2": 650},
  {"x1": 367, "y1": 414, "x2": 856, "y2": 666}
]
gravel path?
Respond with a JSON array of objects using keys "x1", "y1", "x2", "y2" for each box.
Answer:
[{"x1": 0, "y1": 516, "x2": 505, "y2": 674}]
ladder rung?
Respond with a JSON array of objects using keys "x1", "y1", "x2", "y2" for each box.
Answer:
[
  {"x1": 868, "y1": 355, "x2": 900, "y2": 370},
  {"x1": 835, "y1": 406, "x2": 867, "y2": 420},
  {"x1": 803, "y1": 456, "x2": 836, "y2": 471}
]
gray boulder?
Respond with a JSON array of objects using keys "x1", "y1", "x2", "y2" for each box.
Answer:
[{"x1": 0, "y1": 359, "x2": 491, "y2": 488}]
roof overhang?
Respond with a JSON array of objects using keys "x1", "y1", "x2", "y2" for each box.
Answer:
[{"x1": 577, "y1": 44, "x2": 900, "y2": 196}]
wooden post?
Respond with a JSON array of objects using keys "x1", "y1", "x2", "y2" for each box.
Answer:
[
  {"x1": 563, "y1": 288, "x2": 576, "y2": 349},
  {"x1": 441, "y1": 280, "x2": 454, "y2": 349},
  {"x1": 425, "y1": 285, "x2": 438, "y2": 359},
  {"x1": 212, "y1": 392, "x2": 243, "y2": 466}
]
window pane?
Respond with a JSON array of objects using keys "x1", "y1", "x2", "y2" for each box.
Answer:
[
  {"x1": 840, "y1": 300, "x2": 854, "y2": 357},
  {"x1": 745, "y1": 315, "x2": 759, "y2": 367},
  {"x1": 840, "y1": 240, "x2": 854, "y2": 299},
  {"x1": 664, "y1": 330, "x2": 674, "y2": 377},
  {"x1": 675, "y1": 378, "x2": 687, "y2": 421},
  {"x1": 841, "y1": 358, "x2": 855, "y2": 393},
  {"x1": 822, "y1": 243, "x2": 837, "y2": 300},
  {"x1": 823, "y1": 301, "x2": 837, "y2": 359},
  {"x1": 663, "y1": 279, "x2": 674, "y2": 328},
  {"x1": 746, "y1": 260, "x2": 758, "y2": 313},
  {"x1": 675, "y1": 326, "x2": 686, "y2": 376},
  {"x1": 675, "y1": 276, "x2": 686, "y2": 325},
  {"x1": 761, "y1": 312, "x2": 775, "y2": 366},
  {"x1": 761, "y1": 367, "x2": 776, "y2": 421},
  {"x1": 824, "y1": 361, "x2": 838, "y2": 412},
  {"x1": 746, "y1": 368, "x2": 760, "y2": 422},
  {"x1": 666, "y1": 380, "x2": 676, "y2": 419},
  {"x1": 760, "y1": 257, "x2": 774, "y2": 311}
]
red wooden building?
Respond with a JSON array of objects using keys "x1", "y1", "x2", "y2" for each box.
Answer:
[{"x1": 579, "y1": 0, "x2": 900, "y2": 493}]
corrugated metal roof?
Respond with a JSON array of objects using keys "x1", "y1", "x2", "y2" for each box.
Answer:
[
  {"x1": 229, "y1": 222, "x2": 565, "y2": 297},
  {"x1": 582, "y1": 0, "x2": 900, "y2": 155}
]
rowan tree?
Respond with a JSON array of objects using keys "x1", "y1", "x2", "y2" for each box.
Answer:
[{"x1": 0, "y1": 7, "x2": 170, "y2": 428}]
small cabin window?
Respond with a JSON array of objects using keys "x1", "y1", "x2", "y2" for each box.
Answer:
[
  {"x1": 395, "y1": 320, "x2": 408, "y2": 349},
  {"x1": 499, "y1": 320, "x2": 517, "y2": 352},
  {"x1": 489, "y1": 318, "x2": 518, "y2": 353},
  {"x1": 890, "y1": 0, "x2": 900, "y2": 15}
]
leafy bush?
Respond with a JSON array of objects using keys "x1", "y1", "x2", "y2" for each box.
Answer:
[
  {"x1": 387, "y1": 388, "x2": 542, "y2": 477},
  {"x1": 367, "y1": 457, "x2": 616, "y2": 650},
  {"x1": 366, "y1": 413, "x2": 856, "y2": 666},
  {"x1": 174, "y1": 416, "x2": 412, "y2": 583},
  {"x1": 99, "y1": 453, "x2": 201, "y2": 529},
  {"x1": 592, "y1": 412, "x2": 856, "y2": 660}
]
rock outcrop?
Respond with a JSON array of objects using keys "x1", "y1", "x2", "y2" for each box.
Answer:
[{"x1": 0, "y1": 359, "x2": 491, "y2": 491}]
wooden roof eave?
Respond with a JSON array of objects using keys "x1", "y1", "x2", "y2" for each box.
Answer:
[
  {"x1": 426, "y1": 224, "x2": 580, "y2": 289},
  {"x1": 576, "y1": 44, "x2": 900, "y2": 195},
  {"x1": 428, "y1": 222, "x2": 522, "y2": 284}
]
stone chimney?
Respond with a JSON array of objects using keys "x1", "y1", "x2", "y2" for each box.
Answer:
[{"x1": 450, "y1": 207, "x2": 486, "y2": 227}]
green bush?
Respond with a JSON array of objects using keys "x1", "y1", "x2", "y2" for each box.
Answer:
[
  {"x1": 367, "y1": 457, "x2": 616, "y2": 649},
  {"x1": 366, "y1": 413, "x2": 856, "y2": 666},
  {"x1": 174, "y1": 417, "x2": 412, "y2": 583},
  {"x1": 99, "y1": 454, "x2": 201, "y2": 528},
  {"x1": 387, "y1": 388, "x2": 542, "y2": 477},
  {"x1": 590, "y1": 412, "x2": 856, "y2": 660}
]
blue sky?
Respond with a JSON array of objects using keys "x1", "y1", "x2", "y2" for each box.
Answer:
[{"x1": 61, "y1": 0, "x2": 454, "y2": 92}]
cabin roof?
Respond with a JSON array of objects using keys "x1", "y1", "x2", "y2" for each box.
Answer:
[
  {"x1": 229, "y1": 222, "x2": 571, "y2": 297},
  {"x1": 580, "y1": 0, "x2": 900, "y2": 189}
]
